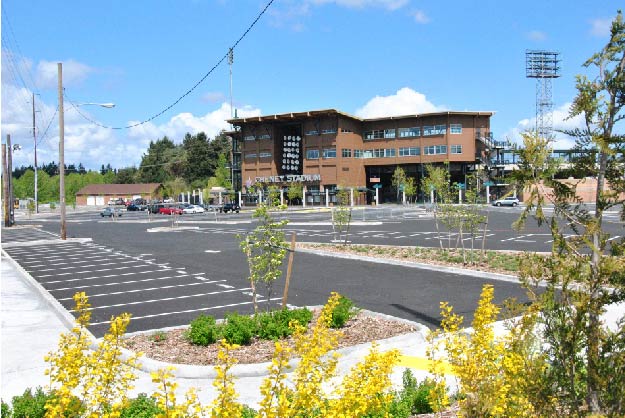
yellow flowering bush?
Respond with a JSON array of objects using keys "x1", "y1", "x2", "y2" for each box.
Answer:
[
  {"x1": 44, "y1": 292, "x2": 141, "y2": 417},
  {"x1": 41, "y1": 291, "x2": 403, "y2": 417},
  {"x1": 428, "y1": 284, "x2": 545, "y2": 418}
]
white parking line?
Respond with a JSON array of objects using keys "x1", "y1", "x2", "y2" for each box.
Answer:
[
  {"x1": 39, "y1": 268, "x2": 172, "y2": 284},
  {"x1": 58, "y1": 281, "x2": 226, "y2": 300},
  {"x1": 71, "y1": 287, "x2": 253, "y2": 312},
  {"x1": 33, "y1": 260, "x2": 144, "y2": 272},
  {"x1": 89, "y1": 297, "x2": 283, "y2": 326},
  {"x1": 37, "y1": 264, "x2": 155, "y2": 277},
  {"x1": 48, "y1": 274, "x2": 210, "y2": 292}
]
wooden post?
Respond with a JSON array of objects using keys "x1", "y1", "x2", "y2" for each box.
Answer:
[{"x1": 282, "y1": 232, "x2": 296, "y2": 308}]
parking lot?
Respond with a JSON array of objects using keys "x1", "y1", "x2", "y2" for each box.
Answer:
[{"x1": 3, "y1": 204, "x2": 622, "y2": 337}]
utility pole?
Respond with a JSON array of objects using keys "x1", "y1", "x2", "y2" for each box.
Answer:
[
  {"x1": 2, "y1": 143, "x2": 9, "y2": 227},
  {"x1": 7, "y1": 135, "x2": 14, "y2": 226},
  {"x1": 32, "y1": 92, "x2": 38, "y2": 213},
  {"x1": 58, "y1": 62, "x2": 66, "y2": 240}
]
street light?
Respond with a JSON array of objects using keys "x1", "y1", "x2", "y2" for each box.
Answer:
[{"x1": 58, "y1": 62, "x2": 114, "y2": 240}]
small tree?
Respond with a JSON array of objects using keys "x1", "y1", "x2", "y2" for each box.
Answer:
[
  {"x1": 403, "y1": 177, "x2": 417, "y2": 203},
  {"x1": 239, "y1": 204, "x2": 288, "y2": 312},
  {"x1": 392, "y1": 166, "x2": 407, "y2": 203},
  {"x1": 331, "y1": 189, "x2": 352, "y2": 244},
  {"x1": 287, "y1": 182, "x2": 303, "y2": 206},
  {"x1": 513, "y1": 12, "x2": 625, "y2": 414}
]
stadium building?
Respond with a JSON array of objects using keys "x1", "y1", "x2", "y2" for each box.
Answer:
[{"x1": 227, "y1": 109, "x2": 506, "y2": 204}]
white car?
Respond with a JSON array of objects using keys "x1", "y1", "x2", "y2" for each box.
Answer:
[
  {"x1": 182, "y1": 204, "x2": 205, "y2": 214},
  {"x1": 492, "y1": 197, "x2": 520, "y2": 207}
]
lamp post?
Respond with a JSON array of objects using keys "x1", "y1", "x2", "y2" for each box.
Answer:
[{"x1": 58, "y1": 62, "x2": 114, "y2": 239}]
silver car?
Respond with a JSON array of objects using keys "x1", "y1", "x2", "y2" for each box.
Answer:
[{"x1": 492, "y1": 197, "x2": 520, "y2": 207}]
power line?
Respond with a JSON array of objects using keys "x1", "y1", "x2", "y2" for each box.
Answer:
[{"x1": 68, "y1": 0, "x2": 275, "y2": 130}]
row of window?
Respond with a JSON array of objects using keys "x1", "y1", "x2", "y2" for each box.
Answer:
[
  {"x1": 364, "y1": 124, "x2": 462, "y2": 140},
  {"x1": 245, "y1": 124, "x2": 464, "y2": 141},
  {"x1": 245, "y1": 144, "x2": 463, "y2": 160}
]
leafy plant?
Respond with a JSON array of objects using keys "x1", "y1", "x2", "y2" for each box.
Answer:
[
  {"x1": 119, "y1": 393, "x2": 163, "y2": 418},
  {"x1": 149, "y1": 331, "x2": 167, "y2": 344},
  {"x1": 330, "y1": 295, "x2": 359, "y2": 328},
  {"x1": 187, "y1": 314, "x2": 220, "y2": 346},
  {"x1": 222, "y1": 311, "x2": 257, "y2": 345},
  {"x1": 386, "y1": 370, "x2": 435, "y2": 417},
  {"x1": 256, "y1": 308, "x2": 313, "y2": 340},
  {"x1": 6, "y1": 387, "x2": 51, "y2": 418}
]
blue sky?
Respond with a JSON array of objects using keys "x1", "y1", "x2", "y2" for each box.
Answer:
[{"x1": 1, "y1": 0, "x2": 620, "y2": 170}]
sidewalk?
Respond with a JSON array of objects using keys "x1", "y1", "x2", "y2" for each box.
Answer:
[{"x1": 0, "y1": 251, "x2": 434, "y2": 407}]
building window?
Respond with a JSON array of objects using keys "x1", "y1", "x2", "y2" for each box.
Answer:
[
  {"x1": 384, "y1": 129, "x2": 396, "y2": 139},
  {"x1": 384, "y1": 148, "x2": 396, "y2": 157},
  {"x1": 244, "y1": 152, "x2": 257, "y2": 159},
  {"x1": 306, "y1": 149, "x2": 320, "y2": 159},
  {"x1": 423, "y1": 145, "x2": 447, "y2": 155},
  {"x1": 259, "y1": 151, "x2": 272, "y2": 158},
  {"x1": 342, "y1": 148, "x2": 352, "y2": 158},
  {"x1": 305, "y1": 130, "x2": 319, "y2": 136},
  {"x1": 321, "y1": 128, "x2": 337, "y2": 134},
  {"x1": 450, "y1": 124, "x2": 462, "y2": 134},
  {"x1": 341, "y1": 128, "x2": 353, "y2": 133},
  {"x1": 354, "y1": 149, "x2": 363, "y2": 158},
  {"x1": 450, "y1": 145, "x2": 462, "y2": 154},
  {"x1": 399, "y1": 127, "x2": 420, "y2": 138},
  {"x1": 258, "y1": 134, "x2": 271, "y2": 140},
  {"x1": 364, "y1": 130, "x2": 384, "y2": 140},
  {"x1": 399, "y1": 147, "x2": 420, "y2": 156},
  {"x1": 423, "y1": 125, "x2": 446, "y2": 136},
  {"x1": 323, "y1": 148, "x2": 336, "y2": 158},
  {"x1": 244, "y1": 135, "x2": 255, "y2": 141}
]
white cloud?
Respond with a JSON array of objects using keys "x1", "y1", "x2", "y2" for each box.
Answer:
[
  {"x1": 589, "y1": 17, "x2": 612, "y2": 37},
  {"x1": 355, "y1": 87, "x2": 446, "y2": 118},
  {"x1": 127, "y1": 102, "x2": 261, "y2": 147},
  {"x1": 526, "y1": 30, "x2": 547, "y2": 42},
  {"x1": 310, "y1": 0, "x2": 409, "y2": 11},
  {"x1": 35, "y1": 59, "x2": 93, "y2": 89},
  {"x1": 503, "y1": 102, "x2": 585, "y2": 149},
  {"x1": 412, "y1": 10, "x2": 429, "y2": 24}
]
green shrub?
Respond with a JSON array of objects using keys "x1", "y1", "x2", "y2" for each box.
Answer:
[
  {"x1": 241, "y1": 405, "x2": 258, "y2": 418},
  {"x1": 387, "y1": 370, "x2": 435, "y2": 417},
  {"x1": 330, "y1": 295, "x2": 359, "y2": 328},
  {"x1": 187, "y1": 314, "x2": 220, "y2": 346},
  {"x1": 2, "y1": 400, "x2": 11, "y2": 418},
  {"x1": 256, "y1": 308, "x2": 313, "y2": 340},
  {"x1": 120, "y1": 393, "x2": 163, "y2": 418},
  {"x1": 8, "y1": 387, "x2": 52, "y2": 418},
  {"x1": 222, "y1": 312, "x2": 257, "y2": 345}
]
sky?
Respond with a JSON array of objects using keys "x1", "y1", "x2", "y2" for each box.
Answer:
[{"x1": 0, "y1": 0, "x2": 621, "y2": 171}]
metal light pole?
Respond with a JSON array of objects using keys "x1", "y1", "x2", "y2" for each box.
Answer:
[{"x1": 58, "y1": 62, "x2": 115, "y2": 240}]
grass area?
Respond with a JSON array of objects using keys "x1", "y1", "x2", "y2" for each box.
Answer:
[{"x1": 302, "y1": 243, "x2": 529, "y2": 274}]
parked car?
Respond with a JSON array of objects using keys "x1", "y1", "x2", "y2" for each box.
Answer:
[
  {"x1": 203, "y1": 204, "x2": 221, "y2": 212},
  {"x1": 492, "y1": 197, "x2": 520, "y2": 207},
  {"x1": 126, "y1": 203, "x2": 146, "y2": 211},
  {"x1": 220, "y1": 203, "x2": 241, "y2": 213},
  {"x1": 108, "y1": 198, "x2": 126, "y2": 206},
  {"x1": 182, "y1": 204, "x2": 205, "y2": 214},
  {"x1": 101, "y1": 207, "x2": 123, "y2": 217},
  {"x1": 159, "y1": 206, "x2": 183, "y2": 215},
  {"x1": 148, "y1": 203, "x2": 164, "y2": 214}
]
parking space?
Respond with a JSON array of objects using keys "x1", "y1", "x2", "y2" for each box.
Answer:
[
  {"x1": 2, "y1": 233, "x2": 280, "y2": 337},
  {"x1": 0, "y1": 227, "x2": 59, "y2": 243}
]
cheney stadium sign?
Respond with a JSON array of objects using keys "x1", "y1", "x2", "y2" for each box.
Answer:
[{"x1": 255, "y1": 174, "x2": 321, "y2": 183}]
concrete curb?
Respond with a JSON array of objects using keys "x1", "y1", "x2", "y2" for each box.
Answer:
[
  {"x1": 147, "y1": 226, "x2": 200, "y2": 232},
  {"x1": 296, "y1": 246, "x2": 523, "y2": 284}
]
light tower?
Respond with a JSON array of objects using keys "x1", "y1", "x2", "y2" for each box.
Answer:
[{"x1": 525, "y1": 50, "x2": 561, "y2": 139}]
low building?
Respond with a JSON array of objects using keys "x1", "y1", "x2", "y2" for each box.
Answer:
[
  {"x1": 227, "y1": 109, "x2": 500, "y2": 203},
  {"x1": 75, "y1": 183, "x2": 164, "y2": 206}
]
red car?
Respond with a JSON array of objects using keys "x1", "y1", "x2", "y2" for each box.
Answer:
[{"x1": 158, "y1": 206, "x2": 183, "y2": 215}]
